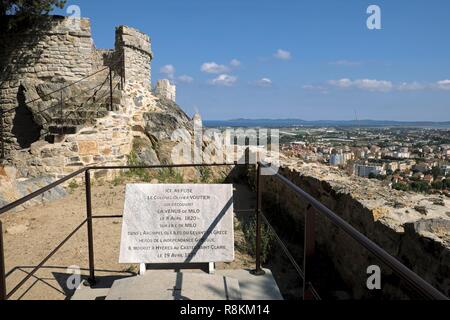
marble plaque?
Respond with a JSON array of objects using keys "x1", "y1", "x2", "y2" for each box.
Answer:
[{"x1": 119, "y1": 184, "x2": 235, "y2": 263}]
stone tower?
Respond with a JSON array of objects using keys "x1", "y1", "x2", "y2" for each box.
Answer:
[
  {"x1": 115, "y1": 26, "x2": 153, "y2": 88},
  {"x1": 155, "y1": 79, "x2": 176, "y2": 102}
]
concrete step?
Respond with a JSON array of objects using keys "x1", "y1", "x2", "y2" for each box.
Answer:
[
  {"x1": 105, "y1": 271, "x2": 242, "y2": 300},
  {"x1": 70, "y1": 268, "x2": 283, "y2": 301}
]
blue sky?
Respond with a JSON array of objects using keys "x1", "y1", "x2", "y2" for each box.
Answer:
[{"x1": 54, "y1": 0, "x2": 450, "y2": 121}]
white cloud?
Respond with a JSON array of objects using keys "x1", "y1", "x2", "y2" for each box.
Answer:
[
  {"x1": 328, "y1": 78, "x2": 353, "y2": 88},
  {"x1": 307, "y1": 78, "x2": 450, "y2": 93},
  {"x1": 354, "y1": 79, "x2": 393, "y2": 92},
  {"x1": 255, "y1": 78, "x2": 272, "y2": 87},
  {"x1": 330, "y1": 60, "x2": 362, "y2": 67},
  {"x1": 160, "y1": 64, "x2": 175, "y2": 78},
  {"x1": 302, "y1": 84, "x2": 329, "y2": 94},
  {"x1": 177, "y1": 75, "x2": 194, "y2": 84},
  {"x1": 230, "y1": 59, "x2": 241, "y2": 67},
  {"x1": 274, "y1": 49, "x2": 292, "y2": 60},
  {"x1": 210, "y1": 74, "x2": 237, "y2": 86},
  {"x1": 397, "y1": 82, "x2": 426, "y2": 91},
  {"x1": 328, "y1": 78, "x2": 393, "y2": 92},
  {"x1": 437, "y1": 80, "x2": 450, "y2": 90},
  {"x1": 201, "y1": 62, "x2": 230, "y2": 74}
]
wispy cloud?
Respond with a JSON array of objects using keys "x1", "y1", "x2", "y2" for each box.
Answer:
[
  {"x1": 209, "y1": 74, "x2": 237, "y2": 86},
  {"x1": 201, "y1": 62, "x2": 230, "y2": 74},
  {"x1": 230, "y1": 59, "x2": 241, "y2": 67},
  {"x1": 255, "y1": 78, "x2": 273, "y2": 87},
  {"x1": 329, "y1": 60, "x2": 363, "y2": 67},
  {"x1": 397, "y1": 82, "x2": 426, "y2": 91},
  {"x1": 328, "y1": 78, "x2": 394, "y2": 92},
  {"x1": 306, "y1": 78, "x2": 450, "y2": 93},
  {"x1": 160, "y1": 64, "x2": 175, "y2": 79},
  {"x1": 159, "y1": 65, "x2": 193, "y2": 84},
  {"x1": 274, "y1": 49, "x2": 292, "y2": 60},
  {"x1": 177, "y1": 74, "x2": 194, "y2": 84},
  {"x1": 302, "y1": 84, "x2": 329, "y2": 94},
  {"x1": 436, "y1": 79, "x2": 450, "y2": 90}
]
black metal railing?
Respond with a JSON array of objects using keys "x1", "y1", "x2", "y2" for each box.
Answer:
[
  {"x1": 0, "y1": 162, "x2": 448, "y2": 300},
  {"x1": 254, "y1": 161, "x2": 448, "y2": 300}
]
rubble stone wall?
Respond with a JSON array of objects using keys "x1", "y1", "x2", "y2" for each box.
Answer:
[
  {"x1": 155, "y1": 79, "x2": 176, "y2": 102},
  {"x1": 0, "y1": 17, "x2": 152, "y2": 159},
  {"x1": 0, "y1": 17, "x2": 98, "y2": 155},
  {"x1": 115, "y1": 25, "x2": 152, "y2": 88},
  {"x1": 261, "y1": 164, "x2": 450, "y2": 299}
]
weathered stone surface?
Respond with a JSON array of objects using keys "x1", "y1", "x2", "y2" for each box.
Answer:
[
  {"x1": 262, "y1": 158, "x2": 450, "y2": 298},
  {"x1": 78, "y1": 141, "x2": 98, "y2": 155},
  {"x1": 132, "y1": 137, "x2": 160, "y2": 165},
  {"x1": 0, "y1": 175, "x2": 67, "y2": 211},
  {"x1": 119, "y1": 184, "x2": 235, "y2": 263},
  {"x1": 143, "y1": 97, "x2": 193, "y2": 141}
]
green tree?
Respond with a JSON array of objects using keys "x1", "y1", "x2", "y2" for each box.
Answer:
[
  {"x1": 431, "y1": 181, "x2": 443, "y2": 190},
  {"x1": 1, "y1": 0, "x2": 66, "y2": 16},
  {"x1": 431, "y1": 166, "x2": 442, "y2": 180},
  {"x1": 444, "y1": 179, "x2": 450, "y2": 189},
  {"x1": 393, "y1": 183, "x2": 410, "y2": 192},
  {"x1": 1, "y1": 0, "x2": 66, "y2": 31},
  {"x1": 411, "y1": 181, "x2": 430, "y2": 193}
]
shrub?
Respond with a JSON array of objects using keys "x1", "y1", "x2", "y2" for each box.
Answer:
[
  {"x1": 126, "y1": 150, "x2": 151, "y2": 182},
  {"x1": 242, "y1": 217, "x2": 274, "y2": 263},
  {"x1": 157, "y1": 168, "x2": 184, "y2": 183},
  {"x1": 68, "y1": 180, "x2": 79, "y2": 191},
  {"x1": 198, "y1": 167, "x2": 212, "y2": 183}
]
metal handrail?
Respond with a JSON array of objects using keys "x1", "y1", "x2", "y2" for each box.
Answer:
[
  {"x1": 5, "y1": 219, "x2": 87, "y2": 299},
  {"x1": 257, "y1": 161, "x2": 449, "y2": 300},
  {"x1": 2, "y1": 53, "x2": 125, "y2": 115},
  {"x1": 0, "y1": 163, "x2": 240, "y2": 299},
  {"x1": 0, "y1": 162, "x2": 447, "y2": 300},
  {"x1": 0, "y1": 53, "x2": 124, "y2": 160}
]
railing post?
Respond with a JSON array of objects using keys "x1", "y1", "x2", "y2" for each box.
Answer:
[
  {"x1": 85, "y1": 170, "x2": 96, "y2": 285},
  {"x1": 252, "y1": 162, "x2": 265, "y2": 276},
  {"x1": 0, "y1": 221, "x2": 7, "y2": 300},
  {"x1": 303, "y1": 207, "x2": 316, "y2": 300},
  {"x1": 0, "y1": 108, "x2": 4, "y2": 160},
  {"x1": 109, "y1": 67, "x2": 113, "y2": 111}
]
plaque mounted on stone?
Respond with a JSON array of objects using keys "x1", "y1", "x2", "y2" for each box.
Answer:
[{"x1": 119, "y1": 184, "x2": 235, "y2": 264}]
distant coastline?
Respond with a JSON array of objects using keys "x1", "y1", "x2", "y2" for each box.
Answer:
[{"x1": 204, "y1": 118, "x2": 450, "y2": 128}]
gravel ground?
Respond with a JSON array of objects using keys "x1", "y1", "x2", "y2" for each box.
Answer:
[{"x1": 0, "y1": 181, "x2": 255, "y2": 300}]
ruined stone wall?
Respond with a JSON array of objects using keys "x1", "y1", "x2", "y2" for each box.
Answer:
[
  {"x1": 0, "y1": 17, "x2": 153, "y2": 161},
  {"x1": 0, "y1": 17, "x2": 99, "y2": 155},
  {"x1": 115, "y1": 25, "x2": 152, "y2": 88},
  {"x1": 260, "y1": 163, "x2": 450, "y2": 299},
  {"x1": 9, "y1": 75, "x2": 161, "y2": 180},
  {"x1": 155, "y1": 79, "x2": 176, "y2": 102}
]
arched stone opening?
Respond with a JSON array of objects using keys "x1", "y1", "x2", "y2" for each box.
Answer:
[{"x1": 11, "y1": 86, "x2": 42, "y2": 149}]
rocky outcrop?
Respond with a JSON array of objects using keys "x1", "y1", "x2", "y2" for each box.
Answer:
[
  {"x1": 0, "y1": 166, "x2": 66, "y2": 211},
  {"x1": 143, "y1": 97, "x2": 193, "y2": 141}
]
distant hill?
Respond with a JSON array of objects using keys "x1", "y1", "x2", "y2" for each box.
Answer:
[{"x1": 204, "y1": 118, "x2": 450, "y2": 128}]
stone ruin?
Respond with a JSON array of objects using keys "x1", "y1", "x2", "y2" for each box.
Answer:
[
  {"x1": 0, "y1": 16, "x2": 191, "y2": 181},
  {"x1": 155, "y1": 79, "x2": 176, "y2": 102}
]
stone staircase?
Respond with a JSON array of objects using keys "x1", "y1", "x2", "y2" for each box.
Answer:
[{"x1": 44, "y1": 84, "x2": 117, "y2": 143}]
